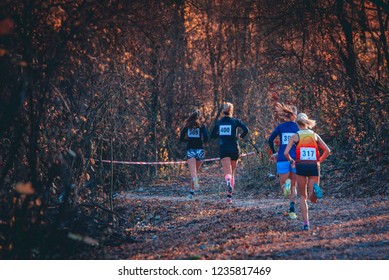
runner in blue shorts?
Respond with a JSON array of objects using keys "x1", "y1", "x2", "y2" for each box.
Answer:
[
  {"x1": 211, "y1": 102, "x2": 249, "y2": 203},
  {"x1": 268, "y1": 102, "x2": 299, "y2": 219},
  {"x1": 180, "y1": 109, "x2": 209, "y2": 199}
]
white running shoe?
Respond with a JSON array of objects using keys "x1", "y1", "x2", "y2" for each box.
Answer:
[
  {"x1": 226, "y1": 179, "x2": 233, "y2": 194},
  {"x1": 289, "y1": 212, "x2": 297, "y2": 220},
  {"x1": 283, "y1": 179, "x2": 291, "y2": 199},
  {"x1": 193, "y1": 177, "x2": 200, "y2": 191}
]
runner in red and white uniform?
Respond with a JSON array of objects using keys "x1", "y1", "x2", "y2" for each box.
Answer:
[{"x1": 284, "y1": 113, "x2": 331, "y2": 230}]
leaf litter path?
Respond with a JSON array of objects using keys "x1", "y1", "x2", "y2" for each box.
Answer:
[{"x1": 107, "y1": 166, "x2": 389, "y2": 260}]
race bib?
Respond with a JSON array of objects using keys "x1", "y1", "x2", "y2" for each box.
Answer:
[
  {"x1": 219, "y1": 125, "x2": 232, "y2": 136},
  {"x1": 300, "y1": 147, "x2": 317, "y2": 160},
  {"x1": 188, "y1": 128, "x2": 200, "y2": 138},
  {"x1": 282, "y1": 133, "x2": 294, "y2": 145}
]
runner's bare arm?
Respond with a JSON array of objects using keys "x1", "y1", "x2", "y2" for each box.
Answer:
[{"x1": 316, "y1": 134, "x2": 331, "y2": 163}]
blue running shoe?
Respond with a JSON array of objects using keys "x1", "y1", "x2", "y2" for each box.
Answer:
[
  {"x1": 313, "y1": 182, "x2": 323, "y2": 199},
  {"x1": 187, "y1": 191, "x2": 195, "y2": 199},
  {"x1": 302, "y1": 224, "x2": 309, "y2": 231}
]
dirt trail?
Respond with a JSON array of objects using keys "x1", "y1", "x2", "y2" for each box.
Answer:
[{"x1": 106, "y1": 165, "x2": 389, "y2": 260}]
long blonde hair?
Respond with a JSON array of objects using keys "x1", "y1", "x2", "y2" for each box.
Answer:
[
  {"x1": 275, "y1": 102, "x2": 297, "y2": 122},
  {"x1": 296, "y1": 113, "x2": 316, "y2": 128}
]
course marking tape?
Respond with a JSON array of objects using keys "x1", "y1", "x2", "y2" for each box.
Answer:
[{"x1": 94, "y1": 152, "x2": 255, "y2": 165}]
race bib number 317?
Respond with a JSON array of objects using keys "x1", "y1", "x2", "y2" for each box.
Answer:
[{"x1": 300, "y1": 147, "x2": 317, "y2": 160}]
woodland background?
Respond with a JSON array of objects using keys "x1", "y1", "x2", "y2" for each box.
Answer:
[{"x1": 0, "y1": 0, "x2": 388, "y2": 259}]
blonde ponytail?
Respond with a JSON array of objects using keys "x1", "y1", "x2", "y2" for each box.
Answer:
[{"x1": 296, "y1": 113, "x2": 316, "y2": 128}]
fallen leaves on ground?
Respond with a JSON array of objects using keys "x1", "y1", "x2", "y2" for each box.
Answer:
[{"x1": 101, "y1": 164, "x2": 389, "y2": 260}]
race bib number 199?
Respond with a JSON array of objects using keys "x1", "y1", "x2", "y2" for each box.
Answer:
[
  {"x1": 300, "y1": 147, "x2": 317, "y2": 160},
  {"x1": 219, "y1": 125, "x2": 232, "y2": 136}
]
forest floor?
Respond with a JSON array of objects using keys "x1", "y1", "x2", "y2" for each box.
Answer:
[{"x1": 103, "y1": 162, "x2": 389, "y2": 260}]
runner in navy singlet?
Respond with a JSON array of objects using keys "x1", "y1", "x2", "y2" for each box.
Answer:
[
  {"x1": 268, "y1": 102, "x2": 299, "y2": 219},
  {"x1": 180, "y1": 109, "x2": 209, "y2": 199},
  {"x1": 210, "y1": 102, "x2": 249, "y2": 203}
]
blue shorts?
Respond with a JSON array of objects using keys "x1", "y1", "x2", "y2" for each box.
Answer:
[
  {"x1": 277, "y1": 161, "x2": 296, "y2": 174},
  {"x1": 187, "y1": 149, "x2": 204, "y2": 161}
]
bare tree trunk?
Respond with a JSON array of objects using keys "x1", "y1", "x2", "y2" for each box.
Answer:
[
  {"x1": 377, "y1": 6, "x2": 389, "y2": 73},
  {"x1": 149, "y1": 45, "x2": 160, "y2": 176},
  {"x1": 335, "y1": 0, "x2": 362, "y2": 134},
  {"x1": 205, "y1": 3, "x2": 223, "y2": 117}
]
